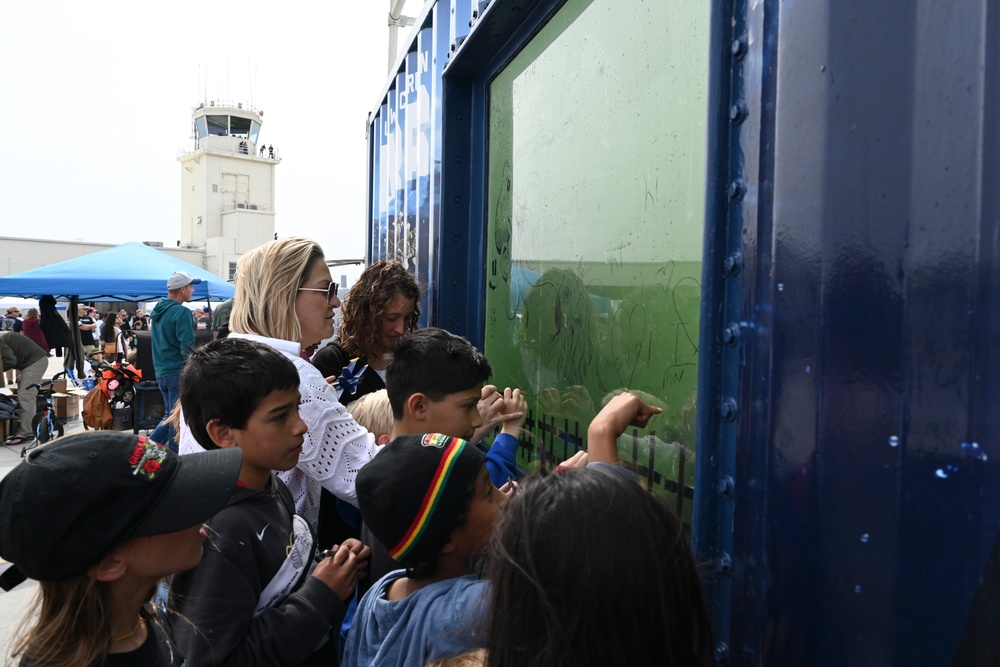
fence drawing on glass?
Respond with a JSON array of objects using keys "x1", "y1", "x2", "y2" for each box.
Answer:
[{"x1": 484, "y1": 168, "x2": 700, "y2": 519}]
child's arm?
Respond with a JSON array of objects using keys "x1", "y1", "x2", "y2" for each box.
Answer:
[
  {"x1": 312, "y1": 538, "x2": 372, "y2": 601},
  {"x1": 484, "y1": 387, "x2": 527, "y2": 488},
  {"x1": 587, "y1": 392, "x2": 662, "y2": 465},
  {"x1": 170, "y1": 522, "x2": 368, "y2": 666},
  {"x1": 170, "y1": 548, "x2": 344, "y2": 666},
  {"x1": 472, "y1": 384, "x2": 526, "y2": 444}
]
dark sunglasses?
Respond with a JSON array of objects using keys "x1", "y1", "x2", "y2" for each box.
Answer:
[{"x1": 297, "y1": 282, "x2": 339, "y2": 303}]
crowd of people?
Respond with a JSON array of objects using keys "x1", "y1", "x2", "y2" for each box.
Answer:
[{"x1": 0, "y1": 238, "x2": 712, "y2": 666}]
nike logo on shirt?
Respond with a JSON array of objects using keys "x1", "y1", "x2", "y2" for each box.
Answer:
[{"x1": 256, "y1": 524, "x2": 269, "y2": 541}]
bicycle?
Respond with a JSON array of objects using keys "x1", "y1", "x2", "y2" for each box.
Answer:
[{"x1": 21, "y1": 372, "x2": 67, "y2": 457}]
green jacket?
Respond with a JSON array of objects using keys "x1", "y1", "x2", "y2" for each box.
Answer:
[{"x1": 149, "y1": 298, "x2": 195, "y2": 377}]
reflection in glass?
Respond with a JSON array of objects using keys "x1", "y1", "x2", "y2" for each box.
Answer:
[
  {"x1": 206, "y1": 115, "x2": 228, "y2": 136},
  {"x1": 483, "y1": 0, "x2": 708, "y2": 522},
  {"x1": 230, "y1": 116, "x2": 251, "y2": 138}
]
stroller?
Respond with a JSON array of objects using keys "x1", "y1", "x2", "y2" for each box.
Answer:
[{"x1": 81, "y1": 360, "x2": 142, "y2": 430}]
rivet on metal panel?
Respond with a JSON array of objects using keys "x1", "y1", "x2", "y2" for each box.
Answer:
[
  {"x1": 450, "y1": 317, "x2": 459, "y2": 325},
  {"x1": 452, "y1": 235, "x2": 461, "y2": 244},
  {"x1": 715, "y1": 642, "x2": 730, "y2": 661},
  {"x1": 722, "y1": 324, "x2": 740, "y2": 347},
  {"x1": 728, "y1": 180, "x2": 745, "y2": 201},
  {"x1": 720, "y1": 398, "x2": 737, "y2": 422},
  {"x1": 451, "y1": 279, "x2": 460, "y2": 287},
  {"x1": 455, "y1": 155, "x2": 464, "y2": 164},
  {"x1": 731, "y1": 38, "x2": 746, "y2": 60},
  {"x1": 453, "y1": 196, "x2": 463, "y2": 204},
  {"x1": 723, "y1": 251, "x2": 742, "y2": 276},
  {"x1": 716, "y1": 553, "x2": 733, "y2": 575},
  {"x1": 729, "y1": 104, "x2": 747, "y2": 125},
  {"x1": 456, "y1": 112, "x2": 464, "y2": 121},
  {"x1": 717, "y1": 476, "x2": 734, "y2": 497}
]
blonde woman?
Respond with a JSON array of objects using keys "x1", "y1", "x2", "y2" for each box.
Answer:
[{"x1": 178, "y1": 237, "x2": 380, "y2": 530}]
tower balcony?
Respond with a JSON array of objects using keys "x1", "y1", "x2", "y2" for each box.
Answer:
[{"x1": 178, "y1": 135, "x2": 280, "y2": 161}]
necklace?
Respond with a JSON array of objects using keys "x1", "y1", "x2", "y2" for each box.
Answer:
[{"x1": 111, "y1": 615, "x2": 144, "y2": 642}]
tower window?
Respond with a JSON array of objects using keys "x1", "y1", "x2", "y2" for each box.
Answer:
[
  {"x1": 228, "y1": 262, "x2": 238, "y2": 280},
  {"x1": 206, "y1": 115, "x2": 228, "y2": 136}
]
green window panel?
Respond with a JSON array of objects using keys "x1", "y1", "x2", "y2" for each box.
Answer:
[{"x1": 484, "y1": 0, "x2": 709, "y2": 523}]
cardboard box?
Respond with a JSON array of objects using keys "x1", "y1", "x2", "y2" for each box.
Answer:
[
  {"x1": 54, "y1": 395, "x2": 81, "y2": 422},
  {"x1": 52, "y1": 378, "x2": 68, "y2": 394}
]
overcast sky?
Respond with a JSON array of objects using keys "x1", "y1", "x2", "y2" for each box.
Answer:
[{"x1": 0, "y1": 1, "x2": 424, "y2": 263}]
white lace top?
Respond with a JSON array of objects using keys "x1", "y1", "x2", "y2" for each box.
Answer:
[{"x1": 178, "y1": 333, "x2": 380, "y2": 531}]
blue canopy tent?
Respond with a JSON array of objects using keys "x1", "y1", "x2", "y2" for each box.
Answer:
[
  {"x1": 0, "y1": 242, "x2": 235, "y2": 378},
  {"x1": 0, "y1": 242, "x2": 235, "y2": 301}
]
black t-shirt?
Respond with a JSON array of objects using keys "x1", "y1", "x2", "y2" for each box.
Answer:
[
  {"x1": 78, "y1": 316, "x2": 96, "y2": 345},
  {"x1": 310, "y1": 342, "x2": 384, "y2": 406},
  {"x1": 19, "y1": 610, "x2": 183, "y2": 666}
]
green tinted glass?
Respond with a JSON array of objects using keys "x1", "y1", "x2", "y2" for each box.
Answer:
[{"x1": 484, "y1": 0, "x2": 709, "y2": 523}]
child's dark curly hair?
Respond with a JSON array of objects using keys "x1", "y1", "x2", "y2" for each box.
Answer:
[{"x1": 336, "y1": 260, "x2": 420, "y2": 359}]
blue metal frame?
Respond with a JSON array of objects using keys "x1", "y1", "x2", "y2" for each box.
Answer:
[
  {"x1": 436, "y1": 0, "x2": 566, "y2": 345},
  {"x1": 693, "y1": 0, "x2": 746, "y2": 660},
  {"x1": 365, "y1": 0, "x2": 1000, "y2": 664}
]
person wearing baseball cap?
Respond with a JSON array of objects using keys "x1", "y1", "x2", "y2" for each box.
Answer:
[
  {"x1": 0, "y1": 432, "x2": 242, "y2": 666},
  {"x1": 165, "y1": 271, "x2": 202, "y2": 291},
  {"x1": 149, "y1": 272, "x2": 202, "y2": 451},
  {"x1": 1, "y1": 306, "x2": 22, "y2": 333}
]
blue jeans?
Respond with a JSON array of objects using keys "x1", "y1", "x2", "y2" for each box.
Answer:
[{"x1": 150, "y1": 374, "x2": 180, "y2": 452}]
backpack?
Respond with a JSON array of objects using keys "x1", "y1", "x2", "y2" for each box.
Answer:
[{"x1": 82, "y1": 386, "x2": 113, "y2": 430}]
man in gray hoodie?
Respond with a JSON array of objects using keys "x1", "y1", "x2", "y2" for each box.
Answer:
[{"x1": 149, "y1": 271, "x2": 199, "y2": 451}]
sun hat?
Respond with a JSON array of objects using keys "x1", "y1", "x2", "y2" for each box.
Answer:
[{"x1": 0, "y1": 432, "x2": 241, "y2": 581}]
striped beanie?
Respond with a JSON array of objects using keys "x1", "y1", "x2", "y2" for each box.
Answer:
[{"x1": 357, "y1": 433, "x2": 485, "y2": 566}]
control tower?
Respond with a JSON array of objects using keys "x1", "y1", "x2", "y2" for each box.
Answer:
[{"x1": 178, "y1": 101, "x2": 279, "y2": 280}]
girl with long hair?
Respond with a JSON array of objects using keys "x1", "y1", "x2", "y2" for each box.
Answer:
[
  {"x1": 100, "y1": 312, "x2": 129, "y2": 362},
  {"x1": 484, "y1": 468, "x2": 713, "y2": 666},
  {"x1": 312, "y1": 260, "x2": 420, "y2": 405},
  {"x1": 1, "y1": 432, "x2": 241, "y2": 667}
]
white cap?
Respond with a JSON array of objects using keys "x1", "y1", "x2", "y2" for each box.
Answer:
[{"x1": 167, "y1": 272, "x2": 202, "y2": 290}]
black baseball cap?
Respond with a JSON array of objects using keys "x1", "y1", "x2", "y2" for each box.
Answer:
[{"x1": 0, "y1": 432, "x2": 241, "y2": 581}]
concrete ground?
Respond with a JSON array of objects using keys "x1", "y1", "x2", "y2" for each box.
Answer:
[{"x1": 0, "y1": 354, "x2": 151, "y2": 660}]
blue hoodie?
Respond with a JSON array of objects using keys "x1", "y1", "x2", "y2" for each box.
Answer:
[{"x1": 149, "y1": 298, "x2": 195, "y2": 377}]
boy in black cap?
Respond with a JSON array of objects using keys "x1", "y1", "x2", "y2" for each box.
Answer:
[
  {"x1": 168, "y1": 338, "x2": 372, "y2": 667},
  {"x1": 0, "y1": 432, "x2": 242, "y2": 666},
  {"x1": 354, "y1": 327, "x2": 525, "y2": 590},
  {"x1": 343, "y1": 433, "x2": 499, "y2": 666},
  {"x1": 342, "y1": 392, "x2": 662, "y2": 666}
]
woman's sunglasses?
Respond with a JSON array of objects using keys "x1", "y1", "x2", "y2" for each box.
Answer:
[{"x1": 297, "y1": 282, "x2": 340, "y2": 304}]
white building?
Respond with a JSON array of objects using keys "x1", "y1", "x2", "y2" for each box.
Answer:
[
  {"x1": 0, "y1": 101, "x2": 278, "y2": 283},
  {"x1": 178, "y1": 102, "x2": 278, "y2": 280}
]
